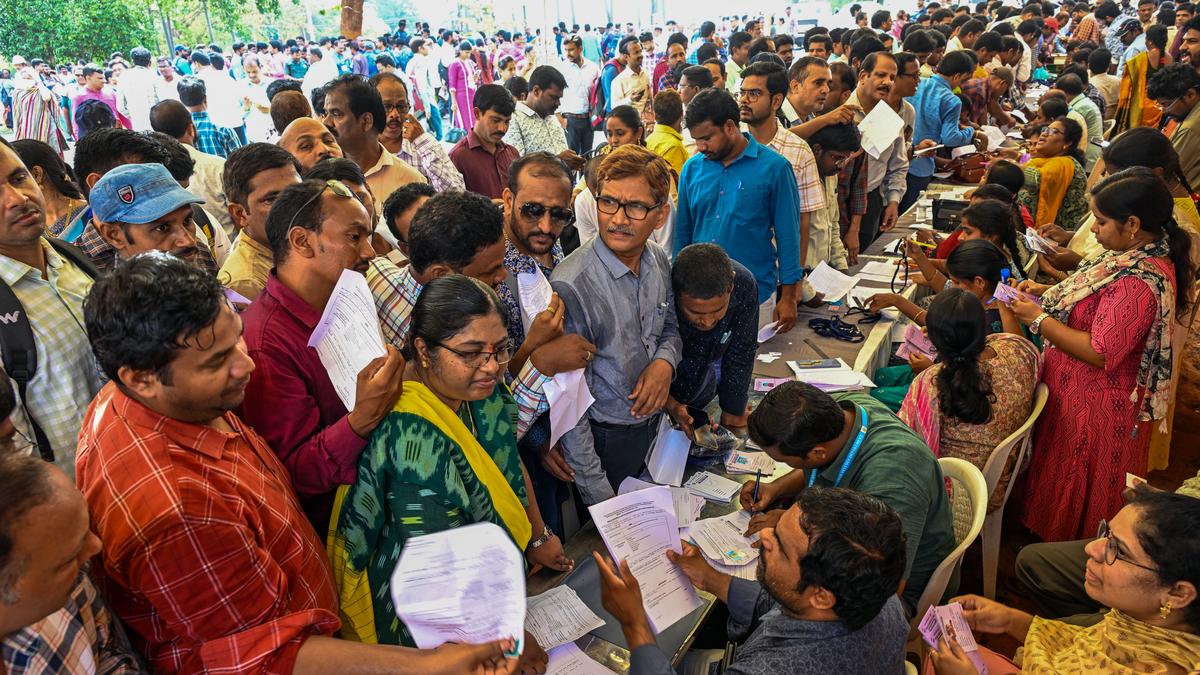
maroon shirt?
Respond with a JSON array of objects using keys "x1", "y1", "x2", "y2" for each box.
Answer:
[
  {"x1": 239, "y1": 272, "x2": 367, "y2": 533},
  {"x1": 449, "y1": 129, "x2": 520, "y2": 199}
]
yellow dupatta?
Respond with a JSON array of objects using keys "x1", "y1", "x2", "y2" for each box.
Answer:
[
  {"x1": 1020, "y1": 610, "x2": 1200, "y2": 674},
  {"x1": 1026, "y1": 155, "x2": 1075, "y2": 228}
]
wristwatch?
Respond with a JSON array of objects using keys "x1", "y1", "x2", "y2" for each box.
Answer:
[
  {"x1": 529, "y1": 525, "x2": 555, "y2": 549},
  {"x1": 1030, "y1": 312, "x2": 1051, "y2": 335}
]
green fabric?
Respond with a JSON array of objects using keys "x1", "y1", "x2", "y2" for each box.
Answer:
[
  {"x1": 807, "y1": 393, "x2": 956, "y2": 615},
  {"x1": 870, "y1": 364, "x2": 916, "y2": 412},
  {"x1": 334, "y1": 385, "x2": 529, "y2": 646}
]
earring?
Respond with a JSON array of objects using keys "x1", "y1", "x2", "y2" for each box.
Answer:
[{"x1": 1160, "y1": 602, "x2": 1173, "y2": 619}]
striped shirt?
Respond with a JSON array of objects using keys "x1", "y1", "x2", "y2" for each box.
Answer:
[{"x1": 396, "y1": 133, "x2": 466, "y2": 192}]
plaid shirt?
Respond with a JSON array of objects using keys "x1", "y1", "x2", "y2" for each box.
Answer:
[
  {"x1": 836, "y1": 152, "x2": 869, "y2": 234},
  {"x1": 766, "y1": 124, "x2": 825, "y2": 215},
  {"x1": 75, "y1": 382, "x2": 340, "y2": 674},
  {"x1": 367, "y1": 257, "x2": 550, "y2": 437},
  {"x1": 961, "y1": 77, "x2": 993, "y2": 126},
  {"x1": 190, "y1": 110, "x2": 242, "y2": 159},
  {"x1": 396, "y1": 133, "x2": 466, "y2": 192},
  {"x1": 1, "y1": 574, "x2": 143, "y2": 675}
]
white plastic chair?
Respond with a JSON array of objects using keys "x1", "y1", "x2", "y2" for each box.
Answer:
[
  {"x1": 981, "y1": 383, "x2": 1049, "y2": 599},
  {"x1": 908, "y1": 458, "x2": 988, "y2": 646}
]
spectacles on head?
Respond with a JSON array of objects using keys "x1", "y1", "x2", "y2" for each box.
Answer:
[
  {"x1": 285, "y1": 179, "x2": 359, "y2": 233},
  {"x1": 596, "y1": 195, "x2": 663, "y2": 221},
  {"x1": 438, "y1": 340, "x2": 514, "y2": 368},
  {"x1": 1095, "y1": 519, "x2": 1159, "y2": 572},
  {"x1": 519, "y1": 201, "x2": 576, "y2": 226}
]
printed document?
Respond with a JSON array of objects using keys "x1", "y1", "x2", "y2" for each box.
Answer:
[
  {"x1": 526, "y1": 586, "x2": 606, "y2": 650},
  {"x1": 308, "y1": 269, "x2": 387, "y2": 409}
]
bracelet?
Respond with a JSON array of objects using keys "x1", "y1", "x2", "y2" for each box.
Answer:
[{"x1": 529, "y1": 525, "x2": 555, "y2": 550}]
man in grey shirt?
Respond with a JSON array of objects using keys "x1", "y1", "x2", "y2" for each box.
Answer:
[{"x1": 551, "y1": 145, "x2": 682, "y2": 504}]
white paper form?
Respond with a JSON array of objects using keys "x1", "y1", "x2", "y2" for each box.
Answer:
[
  {"x1": 683, "y1": 471, "x2": 743, "y2": 502},
  {"x1": 517, "y1": 270, "x2": 594, "y2": 447},
  {"x1": 545, "y1": 642, "x2": 617, "y2": 675},
  {"x1": 307, "y1": 269, "x2": 387, "y2": 410},
  {"x1": 980, "y1": 125, "x2": 1007, "y2": 151},
  {"x1": 390, "y1": 522, "x2": 526, "y2": 652},
  {"x1": 723, "y1": 450, "x2": 776, "y2": 475},
  {"x1": 618, "y1": 476, "x2": 706, "y2": 528},
  {"x1": 588, "y1": 487, "x2": 703, "y2": 633},
  {"x1": 856, "y1": 260, "x2": 902, "y2": 283},
  {"x1": 950, "y1": 144, "x2": 976, "y2": 159},
  {"x1": 525, "y1": 586, "x2": 606, "y2": 650},
  {"x1": 857, "y1": 100, "x2": 906, "y2": 159},
  {"x1": 757, "y1": 320, "x2": 781, "y2": 343},
  {"x1": 646, "y1": 415, "x2": 689, "y2": 487},
  {"x1": 689, "y1": 511, "x2": 760, "y2": 566},
  {"x1": 806, "y1": 261, "x2": 858, "y2": 302}
]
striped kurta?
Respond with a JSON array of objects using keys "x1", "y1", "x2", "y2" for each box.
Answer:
[{"x1": 12, "y1": 79, "x2": 67, "y2": 156}]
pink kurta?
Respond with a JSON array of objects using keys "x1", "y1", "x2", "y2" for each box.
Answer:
[{"x1": 447, "y1": 57, "x2": 477, "y2": 131}]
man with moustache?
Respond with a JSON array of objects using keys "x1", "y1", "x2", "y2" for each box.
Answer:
[
  {"x1": 450, "y1": 84, "x2": 520, "y2": 199},
  {"x1": 278, "y1": 116, "x2": 344, "y2": 171},
  {"x1": 370, "y1": 71, "x2": 464, "y2": 191},
  {"x1": 845, "y1": 52, "x2": 911, "y2": 249}
]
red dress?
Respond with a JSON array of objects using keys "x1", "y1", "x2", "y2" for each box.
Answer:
[{"x1": 1020, "y1": 259, "x2": 1172, "y2": 542}]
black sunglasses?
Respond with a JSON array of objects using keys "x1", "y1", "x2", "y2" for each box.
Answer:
[{"x1": 520, "y1": 202, "x2": 576, "y2": 226}]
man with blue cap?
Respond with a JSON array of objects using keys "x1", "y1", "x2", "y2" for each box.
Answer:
[{"x1": 88, "y1": 163, "x2": 209, "y2": 274}]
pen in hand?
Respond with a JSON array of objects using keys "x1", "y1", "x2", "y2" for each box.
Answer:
[{"x1": 751, "y1": 469, "x2": 762, "y2": 511}]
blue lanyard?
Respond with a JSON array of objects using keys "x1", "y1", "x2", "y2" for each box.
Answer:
[{"x1": 808, "y1": 406, "x2": 869, "y2": 488}]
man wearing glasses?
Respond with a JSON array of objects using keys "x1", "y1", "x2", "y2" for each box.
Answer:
[
  {"x1": 551, "y1": 145, "x2": 682, "y2": 505},
  {"x1": 1147, "y1": 63, "x2": 1200, "y2": 187},
  {"x1": 370, "y1": 71, "x2": 465, "y2": 192}
]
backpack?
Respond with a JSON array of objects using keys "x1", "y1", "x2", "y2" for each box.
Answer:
[{"x1": 0, "y1": 238, "x2": 99, "y2": 462}]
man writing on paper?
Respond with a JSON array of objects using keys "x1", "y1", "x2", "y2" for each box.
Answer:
[
  {"x1": 740, "y1": 381, "x2": 955, "y2": 618},
  {"x1": 552, "y1": 145, "x2": 683, "y2": 504},
  {"x1": 595, "y1": 487, "x2": 910, "y2": 674},
  {"x1": 240, "y1": 178, "x2": 404, "y2": 533}
]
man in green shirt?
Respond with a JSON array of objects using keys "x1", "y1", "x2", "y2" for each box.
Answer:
[{"x1": 741, "y1": 381, "x2": 955, "y2": 616}]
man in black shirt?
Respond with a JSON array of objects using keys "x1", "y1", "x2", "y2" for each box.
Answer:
[{"x1": 666, "y1": 243, "x2": 759, "y2": 437}]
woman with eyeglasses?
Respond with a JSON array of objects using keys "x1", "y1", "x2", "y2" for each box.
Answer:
[
  {"x1": 1015, "y1": 116, "x2": 1090, "y2": 232},
  {"x1": 927, "y1": 487, "x2": 1200, "y2": 674},
  {"x1": 328, "y1": 275, "x2": 569, "y2": 664},
  {"x1": 1008, "y1": 168, "x2": 1194, "y2": 542}
]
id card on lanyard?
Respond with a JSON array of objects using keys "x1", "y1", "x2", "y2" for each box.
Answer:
[{"x1": 808, "y1": 406, "x2": 869, "y2": 488}]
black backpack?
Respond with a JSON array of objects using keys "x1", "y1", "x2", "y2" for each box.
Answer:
[{"x1": 0, "y1": 238, "x2": 99, "y2": 462}]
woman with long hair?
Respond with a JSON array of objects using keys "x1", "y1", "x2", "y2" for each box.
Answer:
[{"x1": 1012, "y1": 168, "x2": 1195, "y2": 541}]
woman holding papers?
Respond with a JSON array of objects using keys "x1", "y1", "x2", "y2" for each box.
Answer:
[
  {"x1": 328, "y1": 275, "x2": 571, "y2": 652},
  {"x1": 1008, "y1": 169, "x2": 1193, "y2": 542},
  {"x1": 899, "y1": 288, "x2": 1041, "y2": 510},
  {"x1": 1014, "y1": 117, "x2": 1090, "y2": 232},
  {"x1": 927, "y1": 489, "x2": 1200, "y2": 674}
]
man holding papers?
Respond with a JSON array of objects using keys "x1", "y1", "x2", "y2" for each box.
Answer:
[
  {"x1": 846, "y1": 52, "x2": 913, "y2": 249},
  {"x1": 552, "y1": 145, "x2": 683, "y2": 504},
  {"x1": 741, "y1": 382, "x2": 955, "y2": 618},
  {"x1": 595, "y1": 487, "x2": 910, "y2": 674},
  {"x1": 240, "y1": 179, "x2": 405, "y2": 533}
]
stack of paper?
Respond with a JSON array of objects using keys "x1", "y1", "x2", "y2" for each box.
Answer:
[
  {"x1": 895, "y1": 322, "x2": 938, "y2": 361},
  {"x1": 687, "y1": 511, "x2": 760, "y2": 567},
  {"x1": 723, "y1": 449, "x2": 775, "y2": 476},
  {"x1": 993, "y1": 283, "x2": 1042, "y2": 306},
  {"x1": 525, "y1": 586, "x2": 606, "y2": 650},
  {"x1": 308, "y1": 269, "x2": 388, "y2": 410},
  {"x1": 919, "y1": 603, "x2": 989, "y2": 674},
  {"x1": 683, "y1": 472, "x2": 744, "y2": 502},
  {"x1": 856, "y1": 260, "x2": 902, "y2": 284},
  {"x1": 618, "y1": 477, "x2": 706, "y2": 528},
  {"x1": 980, "y1": 125, "x2": 1007, "y2": 151},
  {"x1": 787, "y1": 358, "x2": 876, "y2": 392},
  {"x1": 544, "y1": 643, "x2": 615, "y2": 675},
  {"x1": 857, "y1": 100, "x2": 906, "y2": 159},
  {"x1": 950, "y1": 144, "x2": 976, "y2": 159},
  {"x1": 807, "y1": 261, "x2": 858, "y2": 302}
]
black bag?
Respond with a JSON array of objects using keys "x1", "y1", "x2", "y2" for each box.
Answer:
[{"x1": 932, "y1": 198, "x2": 970, "y2": 233}]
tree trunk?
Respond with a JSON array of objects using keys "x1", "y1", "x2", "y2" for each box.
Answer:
[{"x1": 340, "y1": 0, "x2": 363, "y2": 38}]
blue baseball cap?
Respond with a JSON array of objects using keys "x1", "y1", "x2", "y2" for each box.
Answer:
[{"x1": 90, "y1": 164, "x2": 204, "y2": 225}]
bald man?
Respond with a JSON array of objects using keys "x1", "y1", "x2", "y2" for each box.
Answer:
[{"x1": 278, "y1": 117, "x2": 343, "y2": 171}]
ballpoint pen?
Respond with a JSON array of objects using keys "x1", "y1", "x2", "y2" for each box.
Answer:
[{"x1": 752, "y1": 469, "x2": 762, "y2": 508}]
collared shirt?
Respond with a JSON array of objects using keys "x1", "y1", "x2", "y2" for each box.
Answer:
[
  {"x1": 960, "y1": 77, "x2": 994, "y2": 126},
  {"x1": 117, "y1": 65, "x2": 160, "y2": 131},
  {"x1": 240, "y1": 272, "x2": 369, "y2": 533},
  {"x1": 449, "y1": 129, "x2": 521, "y2": 199},
  {"x1": 1072, "y1": 14, "x2": 1102, "y2": 44},
  {"x1": 285, "y1": 58, "x2": 310, "y2": 79},
  {"x1": 671, "y1": 260, "x2": 758, "y2": 416},
  {"x1": 76, "y1": 382, "x2": 340, "y2": 674},
  {"x1": 630, "y1": 580, "x2": 908, "y2": 675},
  {"x1": 217, "y1": 233, "x2": 273, "y2": 301},
  {"x1": 496, "y1": 238, "x2": 563, "y2": 347},
  {"x1": 395, "y1": 133, "x2": 465, "y2": 192},
  {"x1": 0, "y1": 239, "x2": 101, "y2": 478},
  {"x1": 198, "y1": 68, "x2": 246, "y2": 129},
  {"x1": 674, "y1": 133, "x2": 802, "y2": 304},
  {"x1": 184, "y1": 143, "x2": 234, "y2": 237},
  {"x1": 848, "y1": 92, "x2": 912, "y2": 204},
  {"x1": 503, "y1": 102, "x2": 570, "y2": 156},
  {"x1": 190, "y1": 110, "x2": 242, "y2": 158},
  {"x1": 909, "y1": 75, "x2": 975, "y2": 178},
  {"x1": 1174, "y1": 102, "x2": 1200, "y2": 189},
  {"x1": 836, "y1": 152, "x2": 869, "y2": 234},
  {"x1": 808, "y1": 175, "x2": 849, "y2": 270},
  {"x1": 765, "y1": 123, "x2": 824, "y2": 215},
  {"x1": 363, "y1": 142, "x2": 427, "y2": 205},
  {"x1": 1069, "y1": 93, "x2": 1104, "y2": 172},
  {"x1": 611, "y1": 67, "x2": 650, "y2": 113},
  {"x1": 1091, "y1": 72, "x2": 1121, "y2": 117},
  {"x1": 2, "y1": 575, "x2": 143, "y2": 675},
  {"x1": 551, "y1": 237, "x2": 682, "y2": 504},
  {"x1": 806, "y1": 393, "x2": 955, "y2": 615},
  {"x1": 71, "y1": 87, "x2": 131, "y2": 135},
  {"x1": 561, "y1": 58, "x2": 601, "y2": 115},
  {"x1": 645, "y1": 124, "x2": 689, "y2": 177}
]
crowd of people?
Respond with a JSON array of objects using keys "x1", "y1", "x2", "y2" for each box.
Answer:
[{"x1": 1, "y1": 1, "x2": 1200, "y2": 673}]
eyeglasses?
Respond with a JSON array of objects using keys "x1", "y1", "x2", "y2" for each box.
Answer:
[
  {"x1": 596, "y1": 195, "x2": 664, "y2": 220},
  {"x1": 383, "y1": 101, "x2": 411, "y2": 115},
  {"x1": 1039, "y1": 126, "x2": 1065, "y2": 138},
  {"x1": 285, "y1": 180, "x2": 359, "y2": 234},
  {"x1": 519, "y1": 201, "x2": 576, "y2": 226},
  {"x1": 1096, "y1": 519, "x2": 1159, "y2": 572},
  {"x1": 738, "y1": 88, "x2": 766, "y2": 102},
  {"x1": 1154, "y1": 97, "x2": 1179, "y2": 111},
  {"x1": 438, "y1": 340, "x2": 514, "y2": 368}
]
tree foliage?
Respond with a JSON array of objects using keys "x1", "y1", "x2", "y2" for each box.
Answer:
[{"x1": 0, "y1": 0, "x2": 159, "y2": 62}]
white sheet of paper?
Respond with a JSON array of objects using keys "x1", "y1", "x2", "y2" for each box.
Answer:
[
  {"x1": 856, "y1": 260, "x2": 903, "y2": 284},
  {"x1": 618, "y1": 476, "x2": 706, "y2": 528},
  {"x1": 517, "y1": 270, "x2": 555, "y2": 335},
  {"x1": 646, "y1": 415, "x2": 689, "y2": 487},
  {"x1": 723, "y1": 449, "x2": 775, "y2": 475},
  {"x1": 683, "y1": 471, "x2": 743, "y2": 502},
  {"x1": 525, "y1": 586, "x2": 606, "y2": 650},
  {"x1": 307, "y1": 269, "x2": 387, "y2": 410},
  {"x1": 545, "y1": 642, "x2": 616, "y2": 675},
  {"x1": 544, "y1": 368, "x2": 595, "y2": 448},
  {"x1": 845, "y1": 287, "x2": 898, "y2": 318},
  {"x1": 788, "y1": 358, "x2": 877, "y2": 390},
  {"x1": 857, "y1": 99, "x2": 906, "y2": 160},
  {"x1": 689, "y1": 510, "x2": 760, "y2": 566},
  {"x1": 980, "y1": 125, "x2": 1007, "y2": 151},
  {"x1": 950, "y1": 144, "x2": 975, "y2": 159},
  {"x1": 588, "y1": 487, "x2": 703, "y2": 633},
  {"x1": 806, "y1": 261, "x2": 858, "y2": 302},
  {"x1": 1010, "y1": 108, "x2": 1027, "y2": 123},
  {"x1": 390, "y1": 522, "x2": 526, "y2": 652},
  {"x1": 757, "y1": 320, "x2": 781, "y2": 343}
]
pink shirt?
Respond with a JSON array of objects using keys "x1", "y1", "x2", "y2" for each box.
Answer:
[{"x1": 71, "y1": 87, "x2": 130, "y2": 135}]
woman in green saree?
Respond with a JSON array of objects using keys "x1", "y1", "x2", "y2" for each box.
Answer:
[{"x1": 328, "y1": 274, "x2": 572, "y2": 661}]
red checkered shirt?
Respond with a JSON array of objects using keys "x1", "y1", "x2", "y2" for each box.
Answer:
[{"x1": 75, "y1": 382, "x2": 340, "y2": 674}]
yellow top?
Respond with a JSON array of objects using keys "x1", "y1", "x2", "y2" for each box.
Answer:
[{"x1": 646, "y1": 124, "x2": 690, "y2": 179}]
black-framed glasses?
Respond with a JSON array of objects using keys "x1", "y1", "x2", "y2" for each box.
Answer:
[
  {"x1": 383, "y1": 101, "x2": 411, "y2": 115},
  {"x1": 738, "y1": 88, "x2": 765, "y2": 102},
  {"x1": 596, "y1": 195, "x2": 663, "y2": 221},
  {"x1": 1096, "y1": 519, "x2": 1159, "y2": 572},
  {"x1": 438, "y1": 341, "x2": 514, "y2": 368},
  {"x1": 285, "y1": 179, "x2": 358, "y2": 233},
  {"x1": 519, "y1": 201, "x2": 576, "y2": 226}
]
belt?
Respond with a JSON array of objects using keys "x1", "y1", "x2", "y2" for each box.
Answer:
[
  {"x1": 590, "y1": 415, "x2": 656, "y2": 431},
  {"x1": 562, "y1": 112, "x2": 590, "y2": 119}
]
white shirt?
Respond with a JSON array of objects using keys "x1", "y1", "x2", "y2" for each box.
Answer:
[
  {"x1": 407, "y1": 53, "x2": 440, "y2": 102},
  {"x1": 156, "y1": 76, "x2": 180, "y2": 102},
  {"x1": 1016, "y1": 40, "x2": 1033, "y2": 83},
  {"x1": 611, "y1": 67, "x2": 650, "y2": 113},
  {"x1": 302, "y1": 57, "x2": 340, "y2": 99},
  {"x1": 118, "y1": 66, "x2": 160, "y2": 131},
  {"x1": 198, "y1": 68, "x2": 245, "y2": 129},
  {"x1": 560, "y1": 58, "x2": 600, "y2": 115}
]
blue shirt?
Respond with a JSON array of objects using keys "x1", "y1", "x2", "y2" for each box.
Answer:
[
  {"x1": 190, "y1": 111, "x2": 243, "y2": 159},
  {"x1": 908, "y1": 74, "x2": 976, "y2": 178},
  {"x1": 674, "y1": 133, "x2": 802, "y2": 304}
]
